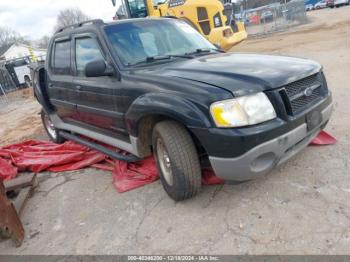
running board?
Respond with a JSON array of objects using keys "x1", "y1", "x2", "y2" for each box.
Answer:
[{"x1": 59, "y1": 131, "x2": 140, "y2": 163}]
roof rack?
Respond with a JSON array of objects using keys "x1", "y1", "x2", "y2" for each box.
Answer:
[{"x1": 55, "y1": 19, "x2": 105, "y2": 34}]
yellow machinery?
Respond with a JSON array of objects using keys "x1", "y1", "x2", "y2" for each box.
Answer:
[{"x1": 112, "y1": 0, "x2": 247, "y2": 51}]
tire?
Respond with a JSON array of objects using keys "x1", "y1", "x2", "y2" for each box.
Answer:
[
  {"x1": 152, "y1": 121, "x2": 202, "y2": 201},
  {"x1": 41, "y1": 110, "x2": 65, "y2": 144}
]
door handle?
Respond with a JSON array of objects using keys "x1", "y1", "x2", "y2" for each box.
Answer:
[
  {"x1": 48, "y1": 83, "x2": 53, "y2": 88},
  {"x1": 76, "y1": 85, "x2": 82, "y2": 91}
]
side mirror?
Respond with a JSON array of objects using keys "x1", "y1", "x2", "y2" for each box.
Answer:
[{"x1": 85, "y1": 59, "x2": 114, "y2": 77}]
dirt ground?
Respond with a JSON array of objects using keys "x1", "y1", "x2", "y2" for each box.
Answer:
[
  {"x1": 0, "y1": 7, "x2": 350, "y2": 255},
  {"x1": 0, "y1": 88, "x2": 44, "y2": 145}
]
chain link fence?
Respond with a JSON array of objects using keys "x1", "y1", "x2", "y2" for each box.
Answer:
[
  {"x1": 0, "y1": 84, "x2": 32, "y2": 113},
  {"x1": 237, "y1": 0, "x2": 307, "y2": 36},
  {"x1": 0, "y1": 63, "x2": 18, "y2": 108}
]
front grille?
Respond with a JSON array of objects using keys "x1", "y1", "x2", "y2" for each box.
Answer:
[
  {"x1": 290, "y1": 87, "x2": 321, "y2": 112},
  {"x1": 281, "y1": 73, "x2": 324, "y2": 115}
]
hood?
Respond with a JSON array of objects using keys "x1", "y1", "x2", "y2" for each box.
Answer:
[{"x1": 154, "y1": 53, "x2": 321, "y2": 96}]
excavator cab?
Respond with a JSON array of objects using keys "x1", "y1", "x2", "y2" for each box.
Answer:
[
  {"x1": 113, "y1": 0, "x2": 153, "y2": 18},
  {"x1": 112, "y1": 0, "x2": 247, "y2": 51},
  {"x1": 124, "y1": 0, "x2": 148, "y2": 18}
]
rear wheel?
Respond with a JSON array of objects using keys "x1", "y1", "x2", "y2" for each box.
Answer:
[
  {"x1": 41, "y1": 110, "x2": 65, "y2": 144},
  {"x1": 152, "y1": 121, "x2": 202, "y2": 201}
]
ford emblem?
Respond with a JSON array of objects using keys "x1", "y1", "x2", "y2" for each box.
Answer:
[{"x1": 304, "y1": 87, "x2": 313, "y2": 97}]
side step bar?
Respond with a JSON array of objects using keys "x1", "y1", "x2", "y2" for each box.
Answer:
[{"x1": 59, "y1": 131, "x2": 140, "y2": 163}]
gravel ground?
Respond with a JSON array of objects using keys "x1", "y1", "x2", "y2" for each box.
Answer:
[{"x1": 0, "y1": 7, "x2": 350, "y2": 255}]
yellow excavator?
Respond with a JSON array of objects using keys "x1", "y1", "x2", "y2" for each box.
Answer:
[{"x1": 111, "y1": 0, "x2": 247, "y2": 51}]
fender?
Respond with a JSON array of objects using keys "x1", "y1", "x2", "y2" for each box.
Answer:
[
  {"x1": 125, "y1": 93, "x2": 212, "y2": 137},
  {"x1": 32, "y1": 66, "x2": 54, "y2": 114}
]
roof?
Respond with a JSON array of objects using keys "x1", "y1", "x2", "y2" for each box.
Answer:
[
  {"x1": 54, "y1": 17, "x2": 172, "y2": 36},
  {"x1": 0, "y1": 45, "x2": 10, "y2": 57},
  {"x1": 106, "y1": 17, "x2": 171, "y2": 26}
]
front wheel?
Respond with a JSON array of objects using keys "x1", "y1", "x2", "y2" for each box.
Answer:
[
  {"x1": 152, "y1": 121, "x2": 202, "y2": 201},
  {"x1": 41, "y1": 110, "x2": 65, "y2": 144}
]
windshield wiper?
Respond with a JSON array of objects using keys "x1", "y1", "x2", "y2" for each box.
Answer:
[
  {"x1": 128, "y1": 54, "x2": 193, "y2": 66},
  {"x1": 146, "y1": 55, "x2": 172, "y2": 62},
  {"x1": 147, "y1": 54, "x2": 194, "y2": 61},
  {"x1": 185, "y1": 48, "x2": 225, "y2": 56}
]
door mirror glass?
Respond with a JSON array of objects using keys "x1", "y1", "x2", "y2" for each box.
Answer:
[{"x1": 85, "y1": 59, "x2": 113, "y2": 77}]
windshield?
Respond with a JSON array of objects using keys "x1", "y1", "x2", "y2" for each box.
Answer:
[{"x1": 104, "y1": 19, "x2": 217, "y2": 66}]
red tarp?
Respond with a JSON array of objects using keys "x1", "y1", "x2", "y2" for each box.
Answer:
[
  {"x1": 0, "y1": 140, "x2": 224, "y2": 192},
  {"x1": 309, "y1": 130, "x2": 337, "y2": 145},
  {"x1": 0, "y1": 130, "x2": 336, "y2": 193}
]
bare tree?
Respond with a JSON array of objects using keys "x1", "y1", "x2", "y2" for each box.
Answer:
[
  {"x1": 54, "y1": 8, "x2": 91, "y2": 31},
  {"x1": 36, "y1": 35, "x2": 51, "y2": 49},
  {"x1": 0, "y1": 26, "x2": 26, "y2": 54}
]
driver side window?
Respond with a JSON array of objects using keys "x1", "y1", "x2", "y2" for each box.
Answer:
[{"x1": 75, "y1": 37, "x2": 104, "y2": 77}]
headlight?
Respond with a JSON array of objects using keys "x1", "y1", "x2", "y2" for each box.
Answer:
[{"x1": 210, "y1": 92, "x2": 276, "y2": 128}]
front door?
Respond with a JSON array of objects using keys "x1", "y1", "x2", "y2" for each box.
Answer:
[{"x1": 71, "y1": 33, "x2": 129, "y2": 141}]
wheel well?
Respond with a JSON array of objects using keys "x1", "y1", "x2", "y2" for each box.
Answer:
[
  {"x1": 136, "y1": 114, "x2": 208, "y2": 158},
  {"x1": 136, "y1": 114, "x2": 168, "y2": 156}
]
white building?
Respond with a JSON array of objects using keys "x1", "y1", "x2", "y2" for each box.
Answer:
[{"x1": 0, "y1": 43, "x2": 46, "y2": 61}]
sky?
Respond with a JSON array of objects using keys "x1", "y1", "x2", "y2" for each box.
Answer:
[{"x1": 0, "y1": 0, "x2": 121, "y2": 40}]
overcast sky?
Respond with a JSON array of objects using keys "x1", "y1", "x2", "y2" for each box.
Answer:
[{"x1": 0, "y1": 0, "x2": 121, "y2": 39}]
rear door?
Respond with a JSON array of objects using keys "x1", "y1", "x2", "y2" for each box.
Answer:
[
  {"x1": 71, "y1": 33, "x2": 128, "y2": 140},
  {"x1": 47, "y1": 37, "x2": 77, "y2": 120}
]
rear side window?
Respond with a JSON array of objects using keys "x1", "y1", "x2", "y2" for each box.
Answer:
[
  {"x1": 52, "y1": 41, "x2": 71, "y2": 75},
  {"x1": 75, "y1": 37, "x2": 104, "y2": 76}
]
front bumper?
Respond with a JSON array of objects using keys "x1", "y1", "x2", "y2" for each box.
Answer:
[{"x1": 208, "y1": 102, "x2": 333, "y2": 181}]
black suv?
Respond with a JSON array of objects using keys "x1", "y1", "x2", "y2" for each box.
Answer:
[{"x1": 33, "y1": 18, "x2": 333, "y2": 200}]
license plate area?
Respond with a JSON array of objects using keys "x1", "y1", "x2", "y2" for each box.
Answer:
[{"x1": 306, "y1": 110, "x2": 322, "y2": 131}]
